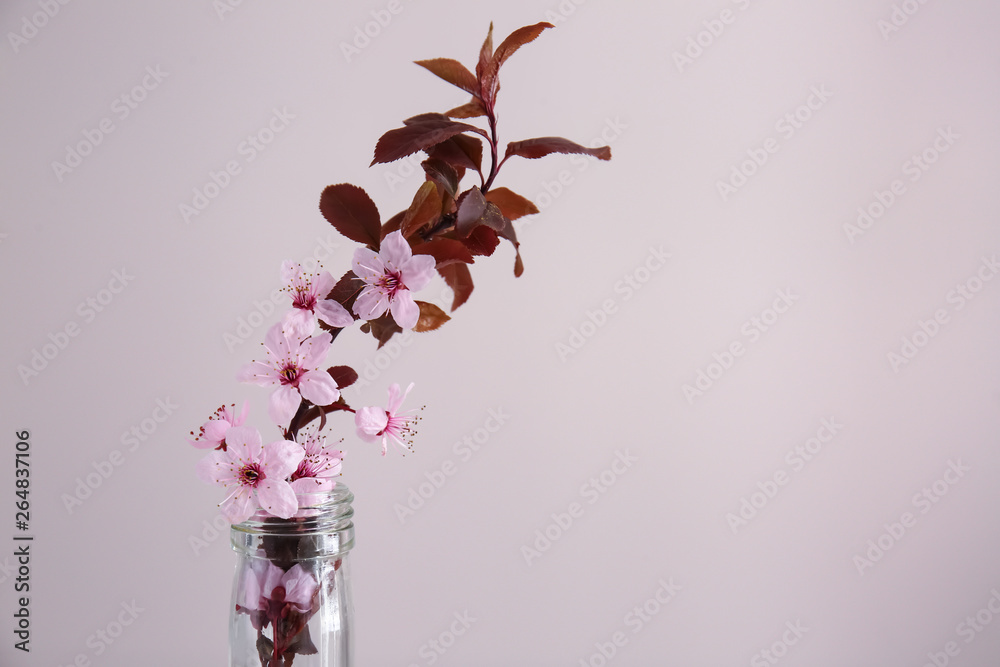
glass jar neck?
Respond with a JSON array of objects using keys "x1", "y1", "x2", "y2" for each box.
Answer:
[{"x1": 230, "y1": 482, "x2": 354, "y2": 561}]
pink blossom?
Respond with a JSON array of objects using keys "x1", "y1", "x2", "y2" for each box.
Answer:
[
  {"x1": 280, "y1": 261, "x2": 354, "y2": 339},
  {"x1": 237, "y1": 323, "x2": 341, "y2": 426},
  {"x1": 196, "y1": 425, "x2": 304, "y2": 523},
  {"x1": 187, "y1": 402, "x2": 248, "y2": 450},
  {"x1": 355, "y1": 382, "x2": 420, "y2": 456},
  {"x1": 289, "y1": 432, "x2": 343, "y2": 494},
  {"x1": 239, "y1": 560, "x2": 316, "y2": 615},
  {"x1": 352, "y1": 230, "x2": 435, "y2": 329}
]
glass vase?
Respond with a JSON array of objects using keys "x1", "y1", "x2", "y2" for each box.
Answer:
[{"x1": 229, "y1": 483, "x2": 355, "y2": 667}]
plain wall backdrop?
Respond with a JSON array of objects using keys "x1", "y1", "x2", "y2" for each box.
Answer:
[{"x1": 2, "y1": 1, "x2": 1000, "y2": 665}]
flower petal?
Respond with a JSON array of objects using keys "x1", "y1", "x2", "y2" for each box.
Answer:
[
  {"x1": 269, "y1": 386, "x2": 301, "y2": 426},
  {"x1": 256, "y1": 479, "x2": 300, "y2": 519},
  {"x1": 352, "y1": 286, "x2": 389, "y2": 320},
  {"x1": 381, "y1": 230, "x2": 413, "y2": 270},
  {"x1": 316, "y1": 299, "x2": 354, "y2": 328},
  {"x1": 355, "y1": 406, "x2": 388, "y2": 439},
  {"x1": 195, "y1": 451, "x2": 234, "y2": 485},
  {"x1": 225, "y1": 426, "x2": 263, "y2": 464},
  {"x1": 260, "y1": 440, "x2": 306, "y2": 481},
  {"x1": 290, "y1": 477, "x2": 335, "y2": 494},
  {"x1": 353, "y1": 247, "x2": 384, "y2": 284},
  {"x1": 221, "y1": 487, "x2": 257, "y2": 524},
  {"x1": 298, "y1": 370, "x2": 340, "y2": 406},
  {"x1": 400, "y1": 253, "x2": 436, "y2": 292},
  {"x1": 389, "y1": 290, "x2": 419, "y2": 329},
  {"x1": 237, "y1": 361, "x2": 278, "y2": 386},
  {"x1": 282, "y1": 308, "x2": 315, "y2": 340},
  {"x1": 281, "y1": 564, "x2": 317, "y2": 612},
  {"x1": 300, "y1": 332, "x2": 332, "y2": 369}
]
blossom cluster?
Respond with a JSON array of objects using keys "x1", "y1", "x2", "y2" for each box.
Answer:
[{"x1": 189, "y1": 230, "x2": 429, "y2": 524}]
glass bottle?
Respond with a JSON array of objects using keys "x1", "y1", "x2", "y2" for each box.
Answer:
[{"x1": 229, "y1": 483, "x2": 355, "y2": 667}]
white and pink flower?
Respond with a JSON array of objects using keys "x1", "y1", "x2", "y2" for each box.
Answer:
[
  {"x1": 289, "y1": 432, "x2": 343, "y2": 493},
  {"x1": 352, "y1": 230, "x2": 435, "y2": 330},
  {"x1": 280, "y1": 261, "x2": 354, "y2": 339},
  {"x1": 237, "y1": 323, "x2": 341, "y2": 426},
  {"x1": 355, "y1": 382, "x2": 420, "y2": 456},
  {"x1": 187, "y1": 402, "x2": 249, "y2": 450},
  {"x1": 196, "y1": 425, "x2": 304, "y2": 523}
]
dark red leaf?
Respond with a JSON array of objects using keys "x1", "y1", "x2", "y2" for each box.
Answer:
[
  {"x1": 414, "y1": 301, "x2": 451, "y2": 332},
  {"x1": 422, "y1": 157, "x2": 461, "y2": 200},
  {"x1": 504, "y1": 137, "x2": 612, "y2": 161},
  {"x1": 401, "y1": 181, "x2": 441, "y2": 238},
  {"x1": 492, "y1": 22, "x2": 553, "y2": 71},
  {"x1": 462, "y1": 225, "x2": 500, "y2": 257},
  {"x1": 326, "y1": 271, "x2": 365, "y2": 314},
  {"x1": 372, "y1": 116, "x2": 489, "y2": 165},
  {"x1": 476, "y1": 22, "x2": 494, "y2": 86},
  {"x1": 438, "y1": 263, "x2": 474, "y2": 311},
  {"x1": 412, "y1": 238, "x2": 474, "y2": 268},
  {"x1": 445, "y1": 98, "x2": 487, "y2": 120},
  {"x1": 414, "y1": 58, "x2": 478, "y2": 95},
  {"x1": 428, "y1": 134, "x2": 484, "y2": 174},
  {"x1": 485, "y1": 187, "x2": 539, "y2": 221},
  {"x1": 327, "y1": 365, "x2": 359, "y2": 389},
  {"x1": 455, "y1": 186, "x2": 487, "y2": 237},
  {"x1": 365, "y1": 312, "x2": 403, "y2": 349},
  {"x1": 514, "y1": 250, "x2": 524, "y2": 277},
  {"x1": 319, "y1": 184, "x2": 381, "y2": 249}
]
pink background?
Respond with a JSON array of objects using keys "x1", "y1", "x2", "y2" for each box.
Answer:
[{"x1": 2, "y1": 1, "x2": 1000, "y2": 665}]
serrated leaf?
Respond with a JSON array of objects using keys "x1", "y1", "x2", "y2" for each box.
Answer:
[
  {"x1": 492, "y1": 22, "x2": 553, "y2": 71},
  {"x1": 445, "y1": 98, "x2": 487, "y2": 119},
  {"x1": 366, "y1": 312, "x2": 403, "y2": 348},
  {"x1": 476, "y1": 22, "x2": 494, "y2": 84},
  {"x1": 485, "y1": 187, "x2": 538, "y2": 221},
  {"x1": 438, "y1": 263, "x2": 474, "y2": 310},
  {"x1": 462, "y1": 225, "x2": 500, "y2": 257},
  {"x1": 455, "y1": 186, "x2": 487, "y2": 237},
  {"x1": 401, "y1": 181, "x2": 441, "y2": 238},
  {"x1": 504, "y1": 137, "x2": 612, "y2": 161},
  {"x1": 319, "y1": 184, "x2": 381, "y2": 249},
  {"x1": 415, "y1": 58, "x2": 478, "y2": 95},
  {"x1": 372, "y1": 116, "x2": 488, "y2": 165},
  {"x1": 412, "y1": 238, "x2": 474, "y2": 268},
  {"x1": 414, "y1": 300, "x2": 451, "y2": 332},
  {"x1": 327, "y1": 365, "x2": 359, "y2": 389},
  {"x1": 428, "y1": 134, "x2": 484, "y2": 174}
]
